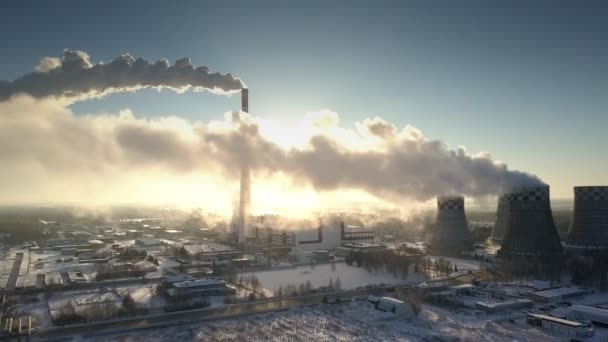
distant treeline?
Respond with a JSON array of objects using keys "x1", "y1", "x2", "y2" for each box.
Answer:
[{"x1": 0, "y1": 221, "x2": 44, "y2": 242}]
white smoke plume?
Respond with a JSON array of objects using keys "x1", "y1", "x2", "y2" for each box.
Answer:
[
  {"x1": 0, "y1": 50, "x2": 244, "y2": 103},
  {"x1": 0, "y1": 50, "x2": 544, "y2": 208},
  {"x1": 0, "y1": 97, "x2": 543, "y2": 205}
]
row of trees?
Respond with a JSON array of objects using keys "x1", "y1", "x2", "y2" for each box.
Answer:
[
  {"x1": 274, "y1": 277, "x2": 342, "y2": 298},
  {"x1": 346, "y1": 250, "x2": 412, "y2": 279},
  {"x1": 147, "y1": 254, "x2": 160, "y2": 265},
  {"x1": 566, "y1": 254, "x2": 608, "y2": 290},
  {"x1": 236, "y1": 274, "x2": 261, "y2": 293},
  {"x1": 54, "y1": 301, "x2": 117, "y2": 325},
  {"x1": 173, "y1": 246, "x2": 191, "y2": 259},
  {"x1": 95, "y1": 264, "x2": 147, "y2": 281},
  {"x1": 413, "y1": 257, "x2": 456, "y2": 278}
]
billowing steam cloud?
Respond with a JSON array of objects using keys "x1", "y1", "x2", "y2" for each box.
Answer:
[
  {"x1": 207, "y1": 114, "x2": 544, "y2": 200},
  {"x1": 0, "y1": 50, "x2": 543, "y2": 207},
  {"x1": 0, "y1": 50, "x2": 244, "y2": 103}
]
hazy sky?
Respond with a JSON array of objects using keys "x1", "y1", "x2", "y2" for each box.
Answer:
[{"x1": 0, "y1": 0, "x2": 607, "y2": 203}]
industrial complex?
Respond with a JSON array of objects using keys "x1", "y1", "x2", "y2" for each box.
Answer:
[{"x1": 0, "y1": 90, "x2": 607, "y2": 341}]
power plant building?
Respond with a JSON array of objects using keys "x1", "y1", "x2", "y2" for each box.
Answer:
[
  {"x1": 565, "y1": 186, "x2": 608, "y2": 250},
  {"x1": 497, "y1": 185, "x2": 563, "y2": 258},
  {"x1": 428, "y1": 196, "x2": 473, "y2": 254},
  {"x1": 247, "y1": 216, "x2": 375, "y2": 262}
]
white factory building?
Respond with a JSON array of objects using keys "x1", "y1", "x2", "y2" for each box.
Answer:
[{"x1": 248, "y1": 215, "x2": 375, "y2": 262}]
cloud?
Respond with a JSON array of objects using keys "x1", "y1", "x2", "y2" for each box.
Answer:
[
  {"x1": 304, "y1": 109, "x2": 340, "y2": 129},
  {"x1": 0, "y1": 96, "x2": 543, "y2": 207},
  {"x1": 0, "y1": 50, "x2": 244, "y2": 103}
]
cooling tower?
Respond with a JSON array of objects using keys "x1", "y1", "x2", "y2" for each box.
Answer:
[
  {"x1": 497, "y1": 185, "x2": 563, "y2": 258},
  {"x1": 565, "y1": 186, "x2": 608, "y2": 250},
  {"x1": 428, "y1": 196, "x2": 473, "y2": 254},
  {"x1": 491, "y1": 194, "x2": 509, "y2": 242}
]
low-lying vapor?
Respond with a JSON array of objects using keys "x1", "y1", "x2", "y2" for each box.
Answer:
[
  {"x1": 0, "y1": 50, "x2": 244, "y2": 103},
  {"x1": 0, "y1": 50, "x2": 543, "y2": 207}
]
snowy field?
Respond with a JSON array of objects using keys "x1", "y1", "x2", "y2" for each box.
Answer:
[
  {"x1": 86, "y1": 300, "x2": 556, "y2": 342},
  {"x1": 241, "y1": 262, "x2": 419, "y2": 293}
]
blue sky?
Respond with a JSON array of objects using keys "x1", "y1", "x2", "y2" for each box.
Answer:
[{"x1": 1, "y1": 0, "x2": 606, "y2": 198}]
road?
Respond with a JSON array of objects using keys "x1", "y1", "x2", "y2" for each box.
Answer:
[{"x1": 35, "y1": 287, "x2": 386, "y2": 341}]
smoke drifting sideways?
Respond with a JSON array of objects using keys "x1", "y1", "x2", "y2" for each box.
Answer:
[
  {"x1": 0, "y1": 50, "x2": 244, "y2": 104},
  {"x1": 0, "y1": 50, "x2": 544, "y2": 208}
]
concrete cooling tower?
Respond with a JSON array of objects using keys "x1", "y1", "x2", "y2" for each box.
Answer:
[
  {"x1": 565, "y1": 186, "x2": 608, "y2": 250},
  {"x1": 428, "y1": 196, "x2": 473, "y2": 254},
  {"x1": 497, "y1": 185, "x2": 563, "y2": 259},
  {"x1": 491, "y1": 194, "x2": 509, "y2": 243}
]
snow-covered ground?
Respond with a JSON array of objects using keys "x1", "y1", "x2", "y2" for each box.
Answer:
[
  {"x1": 27, "y1": 249, "x2": 97, "y2": 277},
  {"x1": 241, "y1": 262, "x2": 417, "y2": 293},
  {"x1": 85, "y1": 300, "x2": 557, "y2": 341}
]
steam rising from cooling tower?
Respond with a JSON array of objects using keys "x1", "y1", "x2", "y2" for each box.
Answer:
[
  {"x1": 565, "y1": 186, "x2": 608, "y2": 250},
  {"x1": 497, "y1": 186, "x2": 563, "y2": 258},
  {"x1": 0, "y1": 49, "x2": 550, "y2": 207},
  {"x1": 428, "y1": 196, "x2": 473, "y2": 254}
]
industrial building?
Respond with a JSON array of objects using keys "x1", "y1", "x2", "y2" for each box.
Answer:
[
  {"x1": 248, "y1": 216, "x2": 375, "y2": 255},
  {"x1": 367, "y1": 296, "x2": 413, "y2": 317},
  {"x1": 531, "y1": 287, "x2": 588, "y2": 303},
  {"x1": 428, "y1": 196, "x2": 473, "y2": 254},
  {"x1": 497, "y1": 186, "x2": 563, "y2": 259},
  {"x1": 167, "y1": 277, "x2": 236, "y2": 297},
  {"x1": 565, "y1": 186, "x2": 608, "y2": 251},
  {"x1": 334, "y1": 243, "x2": 387, "y2": 258},
  {"x1": 447, "y1": 284, "x2": 476, "y2": 296},
  {"x1": 527, "y1": 314, "x2": 594, "y2": 338},
  {"x1": 474, "y1": 299, "x2": 533, "y2": 313},
  {"x1": 567, "y1": 305, "x2": 608, "y2": 326}
]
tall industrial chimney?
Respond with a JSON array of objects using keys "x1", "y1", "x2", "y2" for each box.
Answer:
[
  {"x1": 241, "y1": 88, "x2": 249, "y2": 113},
  {"x1": 497, "y1": 185, "x2": 563, "y2": 259},
  {"x1": 237, "y1": 88, "x2": 251, "y2": 245},
  {"x1": 238, "y1": 165, "x2": 251, "y2": 244},
  {"x1": 428, "y1": 195, "x2": 473, "y2": 254},
  {"x1": 565, "y1": 186, "x2": 608, "y2": 251}
]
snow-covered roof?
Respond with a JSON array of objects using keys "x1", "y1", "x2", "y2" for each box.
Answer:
[
  {"x1": 173, "y1": 278, "x2": 224, "y2": 288},
  {"x1": 569, "y1": 305, "x2": 608, "y2": 318},
  {"x1": 475, "y1": 299, "x2": 532, "y2": 309},
  {"x1": 378, "y1": 297, "x2": 405, "y2": 305},
  {"x1": 533, "y1": 287, "x2": 587, "y2": 298},
  {"x1": 449, "y1": 284, "x2": 476, "y2": 290},
  {"x1": 528, "y1": 314, "x2": 583, "y2": 328},
  {"x1": 75, "y1": 292, "x2": 120, "y2": 305}
]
